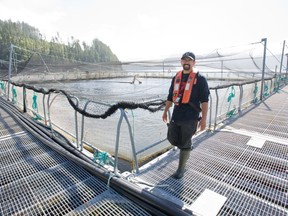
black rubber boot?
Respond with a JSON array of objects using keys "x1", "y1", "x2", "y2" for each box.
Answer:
[{"x1": 173, "y1": 150, "x2": 190, "y2": 179}]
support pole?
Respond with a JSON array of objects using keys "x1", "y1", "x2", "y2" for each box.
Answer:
[
  {"x1": 162, "y1": 60, "x2": 165, "y2": 77},
  {"x1": 279, "y1": 40, "x2": 285, "y2": 76},
  {"x1": 23, "y1": 86, "x2": 27, "y2": 113},
  {"x1": 260, "y1": 38, "x2": 267, "y2": 101},
  {"x1": 278, "y1": 40, "x2": 286, "y2": 88},
  {"x1": 7, "y1": 43, "x2": 13, "y2": 101},
  {"x1": 285, "y1": 53, "x2": 288, "y2": 84}
]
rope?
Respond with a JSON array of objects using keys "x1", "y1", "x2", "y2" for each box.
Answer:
[
  {"x1": 263, "y1": 82, "x2": 269, "y2": 97},
  {"x1": 106, "y1": 172, "x2": 121, "y2": 187},
  {"x1": 8, "y1": 80, "x2": 166, "y2": 119},
  {"x1": 93, "y1": 149, "x2": 114, "y2": 166},
  {"x1": 32, "y1": 91, "x2": 42, "y2": 120},
  {"x1": 12, "y1": 86, "x2": 17, "y2": 104},
  {"x1": 273, "y1": 75, "x2": 281, "y2": 93},
  {"x1": 0, "y1": 81, "x2": 4, "y2": 91},
  {"x1": 226, "y1": 86, "x2": 236, "y2": 118},
  {"x1": 32, "y1": 91, "x2": 38, "y2": 110},
  {"x1": 0, "y1": 81, "x2": 5, "y2": 96}
]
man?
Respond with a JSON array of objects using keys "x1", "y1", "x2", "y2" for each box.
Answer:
[{"x1": 162, "y1": 52, "x2": 210, "y2": 179}]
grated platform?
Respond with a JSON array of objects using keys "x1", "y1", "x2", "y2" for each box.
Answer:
[
  {"x1": 135, "y1": 87, "x2": 288, "y2": 216},
  {"x1": 1, "y1": 87, "x2": 288, "y2": 216},
  {"x1": 0, "y1": 109, "x2": 151, "y2": 216}
]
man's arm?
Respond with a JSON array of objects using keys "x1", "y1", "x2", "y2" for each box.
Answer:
[
  {"x1": 198, "y1": 102, "x2": 208, "y2": 131},
  {"x1": 162, "y1": 100, "x2": 173, "y2": 123},
  {"x1": 163, "y1": 76, "x2": 175, "y2": 123}
]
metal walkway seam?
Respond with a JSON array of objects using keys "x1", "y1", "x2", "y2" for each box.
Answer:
[{"x1": 221, "y1": 127, "x2": 288, "y2": 146}]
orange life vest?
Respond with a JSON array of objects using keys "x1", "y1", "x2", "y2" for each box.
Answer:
[{"x1": 172, "y1": 70, "x2": 197, "y2": 105}]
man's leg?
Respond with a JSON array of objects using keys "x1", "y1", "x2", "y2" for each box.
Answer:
[
  {"x1": 167, "y1": 121, "x2": 181, "y2": 147},
  {"x1": 173, "y1": 120, "x2": 198, "y2": 179},
  {"x1": 173, "y1": 149, "x2": 191, "y2": 179}
]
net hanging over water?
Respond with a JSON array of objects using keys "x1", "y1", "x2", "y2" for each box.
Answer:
[{"x1": 1, "y1": 40, "x2": 286, "y2": 77}]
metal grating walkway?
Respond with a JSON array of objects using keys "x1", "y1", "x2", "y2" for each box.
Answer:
[
  {"x1": 135, "y1": 87, "x2": 288, "y2": 216},
  {"x1": 0, "y1": 87, "x2": 287, "y2": 216},
  {"x1": 0, "y1": 109, "x2": 151, "y2": 216}
]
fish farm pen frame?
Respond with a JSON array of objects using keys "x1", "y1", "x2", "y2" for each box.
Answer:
[
  {"x1": 0, "y1": 72, "x2": 286, "y2": 173},
  {"x1": 1, "y1": 38, "x2": 288, "y2": 172},
  {"x1": 0, "y1": 39, "x2": 287, "y2": 216}
]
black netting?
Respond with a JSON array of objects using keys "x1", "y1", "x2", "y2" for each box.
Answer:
[{"x1": 1, "y1": 41, "x2": 286, "y2": 78}]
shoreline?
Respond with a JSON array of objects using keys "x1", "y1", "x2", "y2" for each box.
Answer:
[{"x1": 11, "y1": 70, "x2": 247, "y2": 83}]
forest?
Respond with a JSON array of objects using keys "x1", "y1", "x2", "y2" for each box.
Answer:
[{"x1": 0, "y1": 19, "x2": 119, "y2": 67}]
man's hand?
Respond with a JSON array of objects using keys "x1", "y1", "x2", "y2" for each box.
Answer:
[
  {"x1": 162, "y1": 112, "x2": 168, "y2": 123},
  {"x1": 162, "y1": 100, "x2": 172, "y2": 123},
  {"x1": 198, "y1": 102, "x2": 208, "y2": 131},
  {"x1": 198, "y1": 119, "x2": 206, "y2": 131}
]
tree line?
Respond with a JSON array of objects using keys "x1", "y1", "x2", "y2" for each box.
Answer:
[{"x1": 0, "y1": 19, "x2": 119, "y2": 66}]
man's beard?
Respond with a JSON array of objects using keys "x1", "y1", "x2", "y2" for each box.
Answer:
[{"x1": 183, "y1": 64, "x2": 191, "y2": 70}]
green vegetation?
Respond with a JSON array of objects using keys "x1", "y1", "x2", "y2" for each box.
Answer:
[{"x1": 0, "y1": 19, "x2": 119, "y2": 65}]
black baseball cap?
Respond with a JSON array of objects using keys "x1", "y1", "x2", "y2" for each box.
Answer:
[{"x1": 181, "y1": 52, "x2": 195, "y2": 61}]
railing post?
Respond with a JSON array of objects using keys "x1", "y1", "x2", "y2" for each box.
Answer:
[
  {"x1": 7, "y1": 43, "x2": 13, "y2": 101},
  {"x1": 80, "y1": 114, "x2": 85, "y2": 151},
  {"x1": 285, "y1": 53, "x2": 288, "y2": 84},
  {"x1": 42, "y1": 94, "x2": 47, "y2": 125},
  {"x1": 80, "y1": 100, "x2": 91, "y2": 152},
  {"x1": 260, "y1": 38, "x2": 267, "y2": 101},
  {"x1": 114, "y1": 109, "x2": 125, "y2": 174},
  {"x1": 73, "y1": 97, "x2": 80, "y2": 148},
  {"x1": 47, "y1": 91, "x2": 62, "y2": 135},
  {"x1": 23, "y1": 86, "x2": 27, "y2": 113},
  {"x1": 47, "y1": 93, "x2": 54, "y2": 134},
  {"x1": 214, "y1": 89, "x2": 219, "y2": 130},
  {"x1": 123, "y1": 111, "x2": 139, "y2": 173},
  {"x1": 238, "y1": 85, "x2": 243, "y2": 113},
  {"x1": 208, "y1": 94, "x2": 213, "y2": 129},
  {"x1": 279, "y1": 40, "x2": 285, "y2": 85}
]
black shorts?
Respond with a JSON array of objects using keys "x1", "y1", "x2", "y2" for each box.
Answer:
[{"x1": 167, "y1": 120, "x2": 198, "y2": 150}]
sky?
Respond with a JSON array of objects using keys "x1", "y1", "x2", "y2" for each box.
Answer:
[{"x1": 0, "y1": 0, "x2": 287, "y2": 61}]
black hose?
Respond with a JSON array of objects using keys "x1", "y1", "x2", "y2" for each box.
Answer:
[{"x1": 0, "y1": 97, "x2": 193, "y2": 216}]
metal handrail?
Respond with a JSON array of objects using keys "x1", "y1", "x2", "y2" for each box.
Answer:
[
  {"x1": 122, "y1": 110, "x2": 139, "y2": 173},
  {"x1": 114, "y1": 108, "x2": 124, "y2": 174}
]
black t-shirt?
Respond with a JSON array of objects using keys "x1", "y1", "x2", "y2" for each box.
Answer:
[{"x1": 167, "y1": 71, "x2": 210, "y2": 122}]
